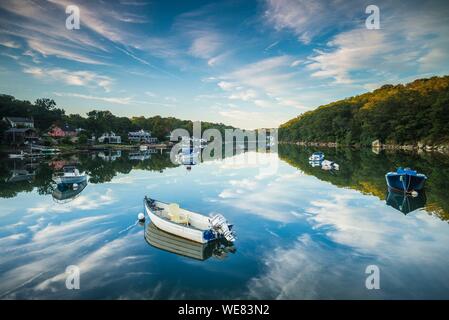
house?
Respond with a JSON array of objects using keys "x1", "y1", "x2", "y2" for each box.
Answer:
[
  {"x1": 98, "y1": 132, "x2": 122, "y2": 144},
  {"x1": 3, "y1": 117, "x2": 34, "y2": 128},
  {"x1": 128, "y1": 130, "x2": 158, "y2": 144},
  {"x1": 48, "y1": 125, "x2": 77, "y2": 138},
  {"x1": 4, "y1": 128, "x2": 39, "y2": 145}
]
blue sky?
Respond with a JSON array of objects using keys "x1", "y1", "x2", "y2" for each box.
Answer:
[{"x1": 0, "y1": 0, "x2": 449, "y2": 129}]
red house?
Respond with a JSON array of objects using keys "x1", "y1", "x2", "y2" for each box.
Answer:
[{"x1": 48, "y1": 125, "x2": 77, "y2": 138}]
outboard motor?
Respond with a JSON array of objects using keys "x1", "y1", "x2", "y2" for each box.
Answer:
[{"x1": 210, "y1": 214, "x2": 236, "y2": 242}]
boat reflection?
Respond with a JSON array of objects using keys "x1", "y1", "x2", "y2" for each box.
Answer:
[
  {"x1": 52, "y1": 180, "x2": 88, "y2": 203},
  {"x1": 386, "y1": 188, "x2": 427, "y2": 215},
  {"x1": 144, "y1": 222, "x2": 236, "y2": 261}
]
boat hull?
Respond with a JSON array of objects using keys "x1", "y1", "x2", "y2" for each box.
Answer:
[
  {"x1": 53, "y1": 175, "x2": 87, "y2": 185},
  {"x1": 385, "y1": 173, "x2": 426, "y2": 192},
  {"x1": 386, "y1": 189, "x2": 426, "y2": 214},
  {"x1": 145, "y1": 222, "x2": 214, "y2": 260},
  {"x1": 144, "y1": 200, "x2": 209, "y2": 244}
]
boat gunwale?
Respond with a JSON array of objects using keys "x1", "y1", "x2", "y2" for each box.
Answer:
[{"x1": 144, "y1": 197, "x2": 209, "y2": 232}]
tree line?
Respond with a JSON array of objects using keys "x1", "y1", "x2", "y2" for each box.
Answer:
[
  {"x1": 279, "y1": 76, "x2": 449, "y2": 146},
  {"x1": 0, "y1": 94, "x2": 235, "y2": 143}
]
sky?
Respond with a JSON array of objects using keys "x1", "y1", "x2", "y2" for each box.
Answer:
[{"x1": 0, "y1": 0, "x2": 449, "y2": 129}]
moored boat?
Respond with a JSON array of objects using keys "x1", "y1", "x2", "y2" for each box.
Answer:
[
  {"x1": 8, "y1": 151, "x2": 26, "y2": 159},
  {"x1": 143, "y1": 197, "x2": 235, "y2": 244},
  {"x1": 385, "y1": 167, "x2": 427, "y2": 193},
  {"x1": 309, "y1": 152, "x2": 324, "y2": 161},
  {"x1": 52, "y1": 166, "x2": 87, "y2": 184},
  {"x1": 52, "y1": 180, "x2": 88, "y2": 203},
  {"x1": 386, "y1": 189, "x2": 426, "y2": 214},
  {"x1": 321, "y1": 159, "x2": 339, "y2": 171},
  {"x1": 144, "y1": 222, "x2": 236, "y2": 261}
]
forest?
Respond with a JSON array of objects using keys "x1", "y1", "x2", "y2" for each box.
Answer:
[
  {"x1": 0, "y1": 94, "x2": 235, "y2": 143},
  {"x1": 279, "y1": 76, "x2": 449, "y2": 146}
]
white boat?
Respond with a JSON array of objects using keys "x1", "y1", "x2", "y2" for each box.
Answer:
[
  {"x1": 144, "y1": 222, "x2": 236, "y2": 261},
  {"x1": 52, "y1": 166, "x2": 87, "y2": 184},
  {"x1": 144, "y1": 197, "x2": 235, "y2": 244},
  {"x1": 321, "y1": 160, "x2": 339, "y2": 171},
  {"x1": 9, "y1": 151, "x2": 26, "y2": 159},
  {"x1": 309, "y1": 152, "x2": 325, "y2": 161}
]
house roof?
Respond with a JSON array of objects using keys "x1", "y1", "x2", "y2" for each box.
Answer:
[{"x1": 4, "y1": 116, "x2": 34, "y2": 123}]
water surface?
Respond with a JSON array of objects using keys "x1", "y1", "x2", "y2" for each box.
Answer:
[{"x1": 1, "y1": 146, "x2": 449, "y2": 299}]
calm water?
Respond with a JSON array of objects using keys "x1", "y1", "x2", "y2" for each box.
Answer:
[{"x1": 1, "y1": 146, "x2": 449, "y2": 299}]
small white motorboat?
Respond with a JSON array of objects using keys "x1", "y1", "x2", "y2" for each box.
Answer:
[
  {"x1": 309, "y1": 152, "x2": 324, "y2": 161},
  {"x1": 52, "y1": 166, "x2": 87, "y2": 184},
  {"x1": 9, "y1": 151, "x2": 27, "y2": 159},
  {"x1": 144, "y1": 222, "x2": 236, "y2": 261},
  {"x1": 321, "y1": 160, "x2": 339, "y2": 171},
  {"x1": 144, "y1": 197, "x2": 235, "y2": 244}
]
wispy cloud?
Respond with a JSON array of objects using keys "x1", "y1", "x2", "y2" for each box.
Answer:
[
  {"x1": 0, "y1": 39, "x2": 20, "y2": 48},
  {"x1": 23, "y1": 66, "x2": 113, "y2": 92},
  {"x1": 53, "y1": 92, "x2": 134, "y2": 105}
]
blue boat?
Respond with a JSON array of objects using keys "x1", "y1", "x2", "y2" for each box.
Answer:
[
  {"x1": 385, "y1": 167, "x2": 427, "y2": 193},
  {"x1": 386, "y1": 189, "x2": 426, "y2": 215}
]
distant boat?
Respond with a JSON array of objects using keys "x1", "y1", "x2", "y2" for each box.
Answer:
[
  {"x1": 386, "y1": 189, "x2": 426, "y2": 214},
  {"x1": 8, "y1": 151, "x2": 26, "y2": 159},
  {"x1": 321, "y1": 159, "x2": 339, "y2": 171},
  {"x1": 144, "y1": 222, "x2": 236, "y2": 261},
  {"x1": 309, "y1": 152, "x2": 324, "y2": 161},
  {"x1": 308, "y1": 160, "x2": 322, "y2": 167},
  {"x1": 144, "y1": 197, "x2": 235, "y2": 244},
  {"x1": 52, "y1": 180, "x2": 88, "y2": 203},
  {"x1": 385, "y1": 167, "x2": 427, "y2": 193},
  {"x1": 52, "y1": 166, "x2": 87, "y2": 184},
  {"x1": 176, "y1": 146, "x2": 199, "y2": 165}
]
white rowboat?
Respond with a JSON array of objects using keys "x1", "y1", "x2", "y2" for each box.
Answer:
[{"x1": 144, "y1": 197, "x2": 235, "y2": 244}]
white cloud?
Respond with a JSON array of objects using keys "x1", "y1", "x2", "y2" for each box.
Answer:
[
  {"x1": 264, "y1": 0, "x2": 354, "y2": 44},
  {"x1": 0, "y1": 39, "x2": 20, "y2": 48},
  {"x1": 188, "y1": 32, "x2": 223, "y2": 59},
  {"x1": 229, "y1": 89, "x2": 257, "y2": 101},
  {"x1": 27, "y1": 189, "x2": 117, "y2": 214},
  {"x1": 53, "y1": 92, "x2": 134, "y2": 105},
  {"x1": 27, "y1": 40, "x2": 106, "y2": 65},
  {"x1": 23, "y1": 66, "x2": 113, "y2": 92}
]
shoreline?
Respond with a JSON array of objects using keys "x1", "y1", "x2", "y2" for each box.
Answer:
[
  {"x1": 280, "y1": 141, "x2": 449, "y2": 155},
  {"x1": 0, "y1": 142, "x2": 170, "y2": 157}
]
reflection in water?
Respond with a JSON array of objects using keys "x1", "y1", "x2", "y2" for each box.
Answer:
[
  {"x1": 279, "y1": 144, "x2": 449, "y2": 221},
  {"x1": 52, "y1": 180, "x2": 88, "y2": 203},
  {"x1": 1, "y1": 147, "x2": 449, "y2": 299},
  {"x1": 386, "y1": 189, "x2": 427, "y2": 215},
  {"x1": 144, "y1": 222, "x2": 236, "y2": 261}
]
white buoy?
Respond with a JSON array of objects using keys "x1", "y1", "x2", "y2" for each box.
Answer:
[
  {"x1": 138, "y1": 212, "x2": 145, "y2": 222},
  {"x1": 72, "y1": 183, "x2": 79, "y2": 190},
  {"x1": 411, "y1": 190, "x2": 418, "y2": 198}
]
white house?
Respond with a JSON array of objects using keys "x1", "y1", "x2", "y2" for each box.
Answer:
[
  {"x1": 128, "y1": 130, "x2": 158, "y2": 144},
  {"x1": 98, "y1": 132, "x2": 122, "y2": 144},
  {"x1": 3, "y1": 117, "x2": 34, "y2": 128}
]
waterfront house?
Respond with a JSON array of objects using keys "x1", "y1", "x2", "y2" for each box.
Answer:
[
  {"x1": 4, "y1": 128, "x2": 39, "y2": 145},
  {"x1": 128, "y1": 130, "x2": 158, "y2": 144},
  {"x1": 2, "y1": 116, "x2": 34, "y2": 128},
  {"x1": 48, "y1": 125, "x2": 77, "y2": 138},
  {"x1": 98, "y1": 132, "x2": 122, "y2": 144}
]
